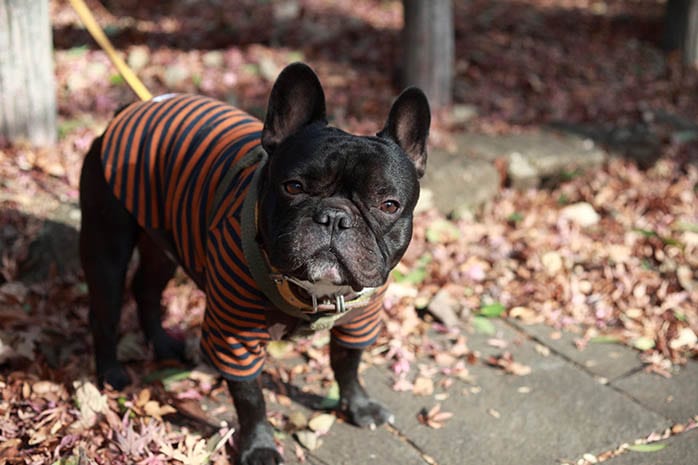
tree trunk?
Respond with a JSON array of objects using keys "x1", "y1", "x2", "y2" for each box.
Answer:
[
  {"x1": 685, "y1": 0, "x2": 698, "y2": 65},
  {"x1": 0, "y1": 0, "x2": 57, "y2": 146},
  {"x1": 402, "y1": 0, "x2": 454, "y2": 109},
  {"x1": 664, "y1": 0, "x2": 698, "y2": 66},
  {"x1": 663, "y1": 0, "x2": 688, "y2": 51}
]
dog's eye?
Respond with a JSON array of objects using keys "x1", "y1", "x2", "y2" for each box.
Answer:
[
  {"x1": 284, "y1": 181, "x2": 304, "y2": 195},
  {"x1": 380, "y1": 200, "x2": 400, "y2": 214}
]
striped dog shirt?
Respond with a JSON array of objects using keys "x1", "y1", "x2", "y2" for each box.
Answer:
[{"x1": 100, "y1": 94, "x2": 384, "y2": 381}]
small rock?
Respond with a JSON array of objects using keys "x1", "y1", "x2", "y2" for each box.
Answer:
[
  {"x1": 560, "y1": 202, "x2": 600, "y2": 227},
  {"x1": 202, "y1": 51, "x2": 224, "y2": 68},
  {"x1": 427, "y1": 288, "x2": 463, "y2": 328},
  {"x1": 163, "y1": 65, "x2": 189, "y2": 87},
  {"x1": 541, "y1": 251, "x2": 563, "y2": 276},
  {"x1": 127, "y1": 46, "x2": 150, "y2": 70},
  {"x1": 507, "y1": 152, "x2": 538, "y2": 189}
]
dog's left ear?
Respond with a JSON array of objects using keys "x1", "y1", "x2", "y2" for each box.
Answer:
[
  {"x1": 262, "y1": 62, "x2": 327, "y2": 153},
  {"x1": 378, "y1": 88, "x2": 430, "y2": 178}
]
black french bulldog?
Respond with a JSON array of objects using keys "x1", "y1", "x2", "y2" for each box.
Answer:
[{"x1": 79, "y1": 62, "x2": 429, "y2": 465}]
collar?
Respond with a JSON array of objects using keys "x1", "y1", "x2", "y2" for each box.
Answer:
[{"x1": 269, "y1": 272, "x2": 380, "y2": 315}]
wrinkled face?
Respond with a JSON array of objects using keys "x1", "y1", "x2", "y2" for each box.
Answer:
[{"x1": 258, "y1": 123, "x2": 420, "y2": 291}]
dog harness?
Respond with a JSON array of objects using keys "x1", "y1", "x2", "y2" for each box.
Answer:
[{"x1": 100, "y1": 94, "x2": 384, "y2": 381}]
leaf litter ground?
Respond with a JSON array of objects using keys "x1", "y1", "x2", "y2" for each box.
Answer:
[{"x1": 1, "y1": 0, "x2": 697, "y2": 464}]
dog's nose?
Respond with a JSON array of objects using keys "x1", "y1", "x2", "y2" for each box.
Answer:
[{"x1": 314, "y1": 208, "x2": 353, "y2": 229}]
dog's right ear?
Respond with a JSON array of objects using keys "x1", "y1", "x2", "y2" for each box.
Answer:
[{"x1": 262, "y1": 62, "x2": 327, "y2": 153}]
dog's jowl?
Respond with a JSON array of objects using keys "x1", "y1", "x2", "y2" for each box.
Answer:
[{"x1": 80, "y1": 62, "x2": 430, "y2": 465}]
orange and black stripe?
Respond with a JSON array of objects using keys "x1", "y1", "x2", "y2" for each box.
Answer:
[{"x1": 101, "y1": 94, "x2": 383, "y2": 381}]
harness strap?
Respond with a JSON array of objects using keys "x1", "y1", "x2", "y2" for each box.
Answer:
[
  {"x1": 207, "y1": 146, "x2": 267, "y2": 227},
  {"x1": 237, "y1": 152, "x2": 315, "y2": 321}
]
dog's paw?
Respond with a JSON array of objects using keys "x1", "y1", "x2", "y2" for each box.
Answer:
[
  {"x1": 342, "y1": 396, "x2": 394, "y2": 430},
  {"x1": 99, "y1": 364, "x2": 130, "y2": 391},
  {"x1": 239, "y1": 447, "x2": 284, "y2": 465},
  {"x1": 237, "y1": 422, "x2": 283, "y2": 465}
]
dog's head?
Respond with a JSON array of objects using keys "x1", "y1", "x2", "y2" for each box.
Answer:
[{"x1": 257, "y1": 63, "x2": 430, "y2": 300}]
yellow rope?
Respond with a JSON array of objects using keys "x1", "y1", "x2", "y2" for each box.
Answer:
[{"x1": 67, "y1": 0, "x2": 152, "y2": 101}]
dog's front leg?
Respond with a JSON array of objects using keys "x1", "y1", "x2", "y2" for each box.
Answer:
[
  {"x1": 226, "y1": 378, "x2": 282, "y2": 465},
  {"x1": 330, "y1": 337, "x2": 394, "y2": 429}
]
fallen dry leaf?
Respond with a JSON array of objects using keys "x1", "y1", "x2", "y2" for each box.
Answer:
[
  {"x1": 486, "y1": 352, "x2": 532, "y2": 376},
  {"x1": 296, "y1": 430, "x2": 322, "y2": 451},
  {"x1": 71, "y1": 381, "x2": 108, "y2": 430},
  {"x1": 412, "y1": 377, "x2": 435, "y2": 396},
  {"x1": 417, "y1": 403, "x2": 454, "y2": 429},
  {"x1": 307, "y1": 413, "x2": 335, "y2": 435}
]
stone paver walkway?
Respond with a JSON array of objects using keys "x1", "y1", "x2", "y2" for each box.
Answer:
[{"x1": 270, "y1": 319, "x2": 697, "y2": 465}]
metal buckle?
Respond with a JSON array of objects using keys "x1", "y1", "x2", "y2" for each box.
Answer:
[
  {"x1": 272, "y1": 273, "x2": 348, "y2": 315},
  {"x1": 310, "y1": 294, "x2": 345, "y2": 313},
  {"x1": 335, "y1": 294, "x2": 346, "y2": 313}
]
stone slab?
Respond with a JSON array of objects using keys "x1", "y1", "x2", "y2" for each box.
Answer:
[
  {"x1": 421, "y1": 148, "x2": 500, "y2": 215},
  {"x1": 513, "y1": 323, "x2": 644, "y2": 382},
  {"x1": 363, "y1": 321, "x2": 669, "y2": 465},
  {"x1": 601, "y1": 429, "x2": 698, "y2": 465},
  {"x1": 452, "y1": 130, "x2": 607, "y2": 189},
  {"x1": 390, "y1": 129, "x2": 608, "y2": 215},
  {"x1": 309, "y1": 419, "x2": 426, "y2": 465},
  {"x1": 612, "y1": 360, "x2": 698, "y2": 424}
]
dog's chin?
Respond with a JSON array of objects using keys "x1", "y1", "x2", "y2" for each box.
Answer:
[
  {"x1": 284, "y1": 256, "x2": 363, "y2": 293},
  {"x1": 306, "y1": 259, "x2": 344, "y2": 284}
]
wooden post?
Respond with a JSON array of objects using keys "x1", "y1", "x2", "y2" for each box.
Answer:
[
  {"x1": 685, "y1": 0, "x2": 698, "y2": 65},
  {"x1": 402, "y1": 0, "x2": 454, "y2": 109},
  {"x1": 0, "y1": 0, "x2": 57, "y2": 146},
  {"x1": 663, "y1": 0, "x2": 698, "y2": 66}
]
